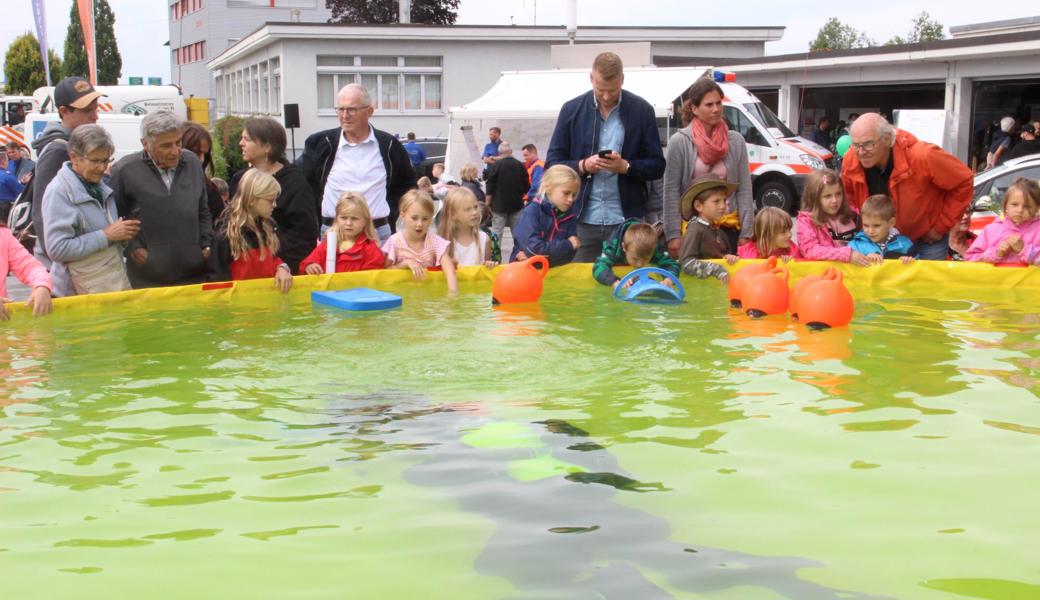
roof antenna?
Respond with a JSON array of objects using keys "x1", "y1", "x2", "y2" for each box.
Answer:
[{"x1": 567, "y1": 0, "x2": 577, "y2": 44}]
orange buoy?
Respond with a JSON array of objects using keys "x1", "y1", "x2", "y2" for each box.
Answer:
[
  {"x1": 727, "y1": 256, "x2": 777, "y2": 308},
  {"x1": 798, "y1": 271, "x2": 855, "y2": 330},
  {"x1": 741, "y1": 266, "x2": 789, "y2": 318},
  {"x1": 492, "y1": 255, "x2": 550, "y2": 304},
  {"x1": 790, "y1": 267, "x2": 837, "y2": 320}
]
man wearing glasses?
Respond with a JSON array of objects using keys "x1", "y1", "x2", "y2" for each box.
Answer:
[
  {"x1": 298, "y1": 83, "x2": 414, "y2": 244},
  {"x1": 30, "y1": 76, "x2": 102, "y2": 264},
  {"x1": 841, "y1": 112, "x2": 972, "y2": 260}
]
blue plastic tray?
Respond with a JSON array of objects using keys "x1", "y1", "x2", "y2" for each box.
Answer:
[{"x1": 311, "y1": 288, "x2": 403, "y2": 311}]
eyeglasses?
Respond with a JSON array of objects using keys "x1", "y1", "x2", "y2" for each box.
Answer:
[
  {"x1": 76, "y1": 156, "x2": 114, "y2": 167},
  {"x1": 334, "y1": 105, "x2": 370, "y2": 115},
  {"x1": 851, "y1": 139, "x2": 879, "y2": 152}
]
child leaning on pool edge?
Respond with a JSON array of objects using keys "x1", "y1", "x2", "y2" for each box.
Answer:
[
  {"x1": 383, "y1": 189, "x2": 458, "y2": 294},
  {"x1": 299, "y1": 192, "x2": 385, "y2": 274},
  {"x1": 592, "y1": 220, "x2": 679, "y2": 288},
  {"x1": 675, "y1": 174, "x2": 734, "y2": 282},
  {"x1": 848, "y1": 195, "x2": 915, "y2": 264},
  {"x1": 965, "y1": 177, "x2": 1040, "y2": 264},
  {"x1": 511, "y1": 165, "x2": 581, "y2": 267},
  {"x1": 0, "y1": 222, "x2": 52, "y2": 320},
  {"x1": 796, "y1": 169, "x2": 873, "y2": 266}
]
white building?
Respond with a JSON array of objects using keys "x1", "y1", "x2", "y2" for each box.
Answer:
[
  {"x1": 168, "y1": 0, "x2": 333, "y2": 101},
  {"x1": 715, "y1": 26, "x2": 1040, "y2": 166},
  {"x1": 205, "y1": 22, "x2": 783, "y2": 139}
]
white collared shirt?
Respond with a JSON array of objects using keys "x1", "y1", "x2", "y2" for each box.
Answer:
[{"x1": 322, "y1": 126, "x2": 387, "y2": 219}]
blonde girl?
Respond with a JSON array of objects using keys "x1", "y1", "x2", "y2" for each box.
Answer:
[
  {"x1": 382, "y1": 190, "x2": 458, "y2": 293},
  {"x1": 299, "y1": 192, "x2": 385, "y2": 274},
  {"x1": 441, "y1": 187, "x2": 498, "y2": 268},
  {"x1": 209, "y1": 168, "x2": 292, "y2": 292},
  {"x1": 966, "y1": 178, "x2": 1040, "y2": 264},
  {"x1": 511, "y1": 165, "x2": 582, "y2": 265},
  {"x1": 796, "y1": 169, "x2": 872, "y2": 265},
  {"x1": 732, "y1": 207, "x2": 800, "y2": 262}
]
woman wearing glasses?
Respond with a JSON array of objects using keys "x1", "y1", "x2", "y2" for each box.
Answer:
[{"x1": 42, "y1": 124, "x2": 140, "y2": 296}]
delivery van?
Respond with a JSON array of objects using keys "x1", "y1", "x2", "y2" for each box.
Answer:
[
  {"x1": 0, "y1": 96, "x2": 37, "y2": 126},
  {"x1": 447, "y1": 67, "x2": 831, "y2": 213},
  {"x1": 33, "y1": 84, "x2": 187, "y2": 121},
  {"x1": 23, "y1": 112, "x2": 144, "y2": 162}
]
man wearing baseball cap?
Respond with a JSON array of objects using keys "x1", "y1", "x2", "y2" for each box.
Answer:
[
  {"x1": 30, "y1": 76, "x2": 104, "y2": 264},
  {"x1": 1008, "y1": 123, "x2": 1040, "y2": 161}
]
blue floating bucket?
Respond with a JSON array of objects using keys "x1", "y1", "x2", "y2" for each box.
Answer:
[{"x1": 613, "y1": 267, "x2": 685, "y2": 305}]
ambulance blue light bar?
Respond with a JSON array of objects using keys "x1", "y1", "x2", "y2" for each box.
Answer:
[{"x1": 712, "y1": 70, "x2": 737, "y2": 83}]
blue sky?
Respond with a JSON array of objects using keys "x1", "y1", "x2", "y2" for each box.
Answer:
[{"x1": 1, "y1": 0, "x2": 1034, "y2": 86}]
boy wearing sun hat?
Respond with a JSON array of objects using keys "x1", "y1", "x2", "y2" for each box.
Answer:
[{"x1": 677, "y1": 174, "x2": 738, "y2": 278}]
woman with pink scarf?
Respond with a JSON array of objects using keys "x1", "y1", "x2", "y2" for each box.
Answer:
[{"x1": 663, "y1": 77, "x2": 754, "y2": 258}]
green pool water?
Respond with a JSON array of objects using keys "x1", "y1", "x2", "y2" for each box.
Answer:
[{"x1": 2, "y1": 278, "x2": 1039, "y2": 599}]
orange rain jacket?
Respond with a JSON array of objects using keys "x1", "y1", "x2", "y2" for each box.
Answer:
[{"x1": 841, "y1": 129, "x2": 973, "y2": 242}]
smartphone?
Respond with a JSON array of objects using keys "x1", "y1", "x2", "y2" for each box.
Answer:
[
  {"x1": 128, "y1": 207, "x2": 142, "y2": 220},
  {"x1": 597, "y1": 149, "x2": 613, "y2": 159}
]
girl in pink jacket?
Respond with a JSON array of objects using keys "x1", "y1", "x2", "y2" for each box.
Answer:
[
  {"x1": 1, "y1": 226, "x2": 52, "y2": 320},
  {"x1": 732, "y1": 207, "x2": 800, "y2": 262},
  {"x1": 965, "y1": 178, "x2": 1040, "y2": 264},
  {"x1": 795, "y1": 169, "x2": 873, "y2": 266}
]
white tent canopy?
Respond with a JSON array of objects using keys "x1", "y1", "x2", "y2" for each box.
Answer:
[{"x1": 448, "y1": 66, "x2": 713, "y2": 120}]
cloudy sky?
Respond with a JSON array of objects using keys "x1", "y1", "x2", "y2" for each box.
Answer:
[{"x1": 0, "y1": 0, "x2": 1033, "y2": 86}]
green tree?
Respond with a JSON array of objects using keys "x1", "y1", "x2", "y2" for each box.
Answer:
[
  {"x1": 886, "y1": 11, "x2": 946, "y2": 45},
  {"x1": 63, "y1": 0, "x2": 122, "y2": 84},
  {"x1": 214, "y1": 115, "x2": 246, "y2": 178},
  {"x1": 326, "y1": 0, "x2": 460, "y2": 25},
  {"x1": 810, "y1": 17, "x2": 876, "y2": 51},
  {"x1": 3, "y1": 33, "x2": 63, "y2": 95}
]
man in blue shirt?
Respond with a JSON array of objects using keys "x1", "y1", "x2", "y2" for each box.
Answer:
[
  {"x1": 402, "y1": 132, "x2": 427, "y2": 179},
  {"x1": 482, "y1": 127, "x2": 502, "y2": 167},
  {"x1": 545, "y1": 52, "x2": 666, "y2": 262}
]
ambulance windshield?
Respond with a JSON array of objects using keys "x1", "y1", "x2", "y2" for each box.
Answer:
[{"x1": 744, "y1": 102, "x2": 797, "y2": 139}]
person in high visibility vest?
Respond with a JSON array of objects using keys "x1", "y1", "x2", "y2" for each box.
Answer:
[{"x1": 521, "y1": 143, "x2": 544, "y2": 203}]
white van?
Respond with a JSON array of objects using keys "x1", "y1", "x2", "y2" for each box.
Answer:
[
  {"x1": 23, "y1": 112, "x2": 144, "y2": 162},
  {"x1": 447, "y1": 67, "x2": 831, "y2": 213},
  {"x1": 32, "y1": 84, "x2": 186, "y2": 121},
  {"x1": 0, "y1": 96, "x2": 38, "y2": 126}
]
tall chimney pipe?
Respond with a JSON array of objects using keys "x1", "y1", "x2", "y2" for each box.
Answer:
[{"x1": 399, "y1": 0, "x2": 411, "y2": 24}]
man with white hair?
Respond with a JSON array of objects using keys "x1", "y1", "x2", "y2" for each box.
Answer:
[
  {"x1": 110, "y1": 110, "x2": 213, "y2": 288},
  {"x1": 841, "y1": 112, "x2": 972, "y2": 260},
  {"x1": 297, "y1": 83, "x2": 414, "y2": 243},
  {"x1": 986, "y1": 116, "x2": 1016, "y2": 169},
  {"x1": 485, "y1": 141, "x2": 529, "y2": 249}
]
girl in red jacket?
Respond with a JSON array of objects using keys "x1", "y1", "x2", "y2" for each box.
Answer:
[
  {"x1": 731, "y1": 206, "x2": 800, "y2": 263},
  {"x1": 300, "y1": 192, "x2": 385, "y2": 274},
  {"x1": 209, "y1": 168, "x2": 293, "y2": 293}
]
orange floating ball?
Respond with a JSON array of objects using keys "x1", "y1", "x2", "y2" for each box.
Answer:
[
  {"x1": 728, "y1": 256, "x2": 777, "y2": 308},
  {"x1": 741, "y1": 267, "x2": 789, "y2": 318},
  {"x1": 492, "y1": 255, "x2": 549, "y2": 304},
  {"x1": 790, "y1": 267, "x2": 837, "y2": 320},
  {"x1": 799, "y1": 271, "x2": 855, "y2": 329}
]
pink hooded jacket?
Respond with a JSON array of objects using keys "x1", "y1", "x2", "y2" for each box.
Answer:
[
  {"x1": 1, "y1": 228, "x2": 52, "y2": 299},
  {"x1": 795, "y1": 211, "x2": 853, "y2": 262},
  {"x1": 964, "y1": 217, "x2": 1040, "y2": 264}
]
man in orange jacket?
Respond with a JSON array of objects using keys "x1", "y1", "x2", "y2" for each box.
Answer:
[{"x1": 841, "y1": 113, "x2": 973, "y2": 260}]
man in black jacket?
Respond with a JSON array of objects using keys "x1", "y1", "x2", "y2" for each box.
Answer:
[
  {"x1": 485, "y1": 141, "x2": 529, "y2": 251},
  {"x1": 297, "y1": 83, "x2": 414, "y2": 243}
]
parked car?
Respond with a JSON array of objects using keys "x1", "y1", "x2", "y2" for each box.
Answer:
[
  {"x1": 413, "y1": 137, "x2": 446, "y2": 180},
  {"x1": 969, "y1": 154, "x2": 1040, "y2": 233}
]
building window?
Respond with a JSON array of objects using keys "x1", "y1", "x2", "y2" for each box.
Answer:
[
  {"x1": 228, "y1": 0, "x2": 316, "y2": 7},
  {"x1": 315, "y1": 55, "x2": 444, "y2": 114},
  {"x1": 172, "y1": 41, "x2": 205, "y2": 65},
  {"x1": 271, "y1": 58, "x2": 281, "y2": 113}
]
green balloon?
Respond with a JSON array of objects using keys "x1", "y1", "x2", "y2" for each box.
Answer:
[{"x1": 836, "y1": 134, "x2": 852, "y2": 156}]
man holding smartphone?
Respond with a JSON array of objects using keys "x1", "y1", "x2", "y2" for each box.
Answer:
[{"x1": 545, "y1": 52, "x2": 665, "y2": 262}]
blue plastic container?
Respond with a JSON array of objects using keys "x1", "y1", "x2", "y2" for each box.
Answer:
[
  {"x1": 312, "y1": 288, "x2": 403, "y2": 311},
  {"x1": 613, "y1": 267, "x2": 685, "y2": 305}
]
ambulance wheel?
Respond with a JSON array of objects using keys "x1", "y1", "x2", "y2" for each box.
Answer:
[{"x1": 755, "y1": 180, "x2": 796, "y2": 214}]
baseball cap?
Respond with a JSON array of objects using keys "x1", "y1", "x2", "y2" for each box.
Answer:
[
  {"x1": 54, "y1": 77, "x2": 105, "y2": 110},
  {"x1": 1020, "y1": 124, "x2": 1036, "y2": 136}
]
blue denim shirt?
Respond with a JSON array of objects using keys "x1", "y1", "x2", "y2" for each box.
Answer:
[{"x1": 584, "y1": 99, "x2": 625, "y2": 226}]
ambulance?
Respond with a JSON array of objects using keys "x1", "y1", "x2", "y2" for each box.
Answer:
[
  {"x1": 446, "y1": 67, "x2": 832, "y2": 213},
  {"x1": 32, "y1": 84, "x2": 187, "y2": 120}
]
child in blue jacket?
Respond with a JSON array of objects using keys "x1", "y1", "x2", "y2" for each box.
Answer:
[
  {"x1": 848, "y1": 194, "x2": 915, "y2": 263},
  {"x1": 510, "y1": 165, "x2": 581, "y2": 266}
]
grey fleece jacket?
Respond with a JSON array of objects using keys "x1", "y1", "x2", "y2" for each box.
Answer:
[
  {"x1": 31, "y1": 121, "x2": 72, "y2": 265},
  {"x1": 662, "y1": 128, "x2": 754, "y2": 242},
  {"x1": 42, "y1": 163, "x2": 122, "y2": 297},
  {"x1": 110, "y1": 149, "x2": 213, "y2": 288}
]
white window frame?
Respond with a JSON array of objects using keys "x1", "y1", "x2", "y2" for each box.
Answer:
[{"x1": 315, "y1": 55, "x2": 443, "y2": 116}]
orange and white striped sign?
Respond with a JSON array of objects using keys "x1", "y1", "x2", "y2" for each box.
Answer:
[
  {"x1": 0, "y1": 125, "x2": 26, "y2": 148},
  {"x1": 98, "y1": 101, "x2": 114, "y2": 112}
]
